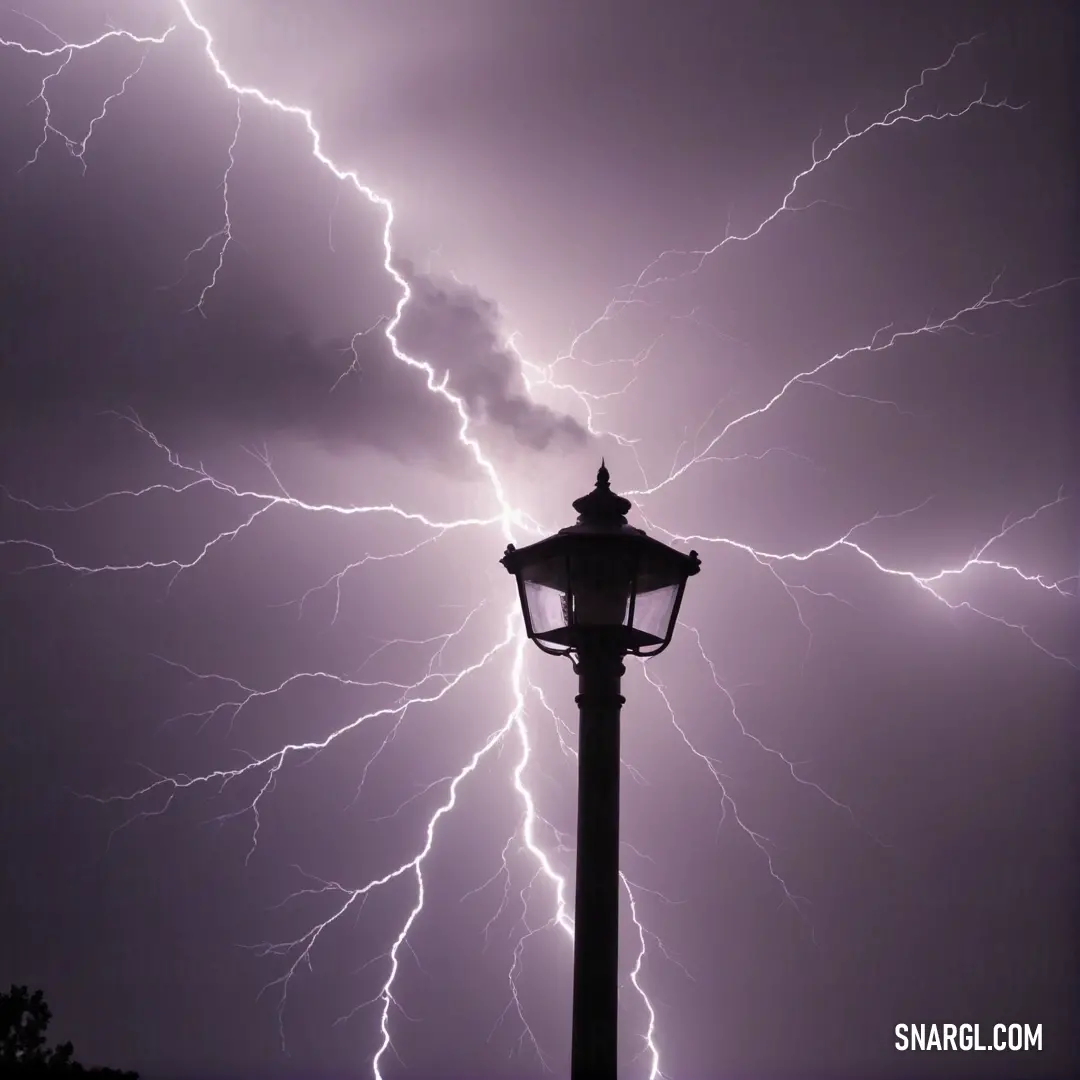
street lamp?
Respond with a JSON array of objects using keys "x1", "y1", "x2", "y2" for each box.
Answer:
[{"x1": 501, "y1": 462, "x2": 700, "y2": 1080}]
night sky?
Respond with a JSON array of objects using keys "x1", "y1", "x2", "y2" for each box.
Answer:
[{"x1": 1, "y1": 3, "x2": 1078, "y2": 1079}]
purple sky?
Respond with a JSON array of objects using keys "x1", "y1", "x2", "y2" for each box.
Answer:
[{"x1": 1, "y1": 2, "x2": 1077, "y2": 1078}]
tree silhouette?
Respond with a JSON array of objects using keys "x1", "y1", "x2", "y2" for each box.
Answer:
[{"x1": 0, "y1": 986, "x2": 138, "y2": 1077}]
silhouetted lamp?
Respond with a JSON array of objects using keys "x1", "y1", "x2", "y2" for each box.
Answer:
[
  {"x1": 500, "y1": 461, "x2": 700, "y2": 658},
  {"x1": 500, "y1": 462, "x2": 700, "y2": 1080}
]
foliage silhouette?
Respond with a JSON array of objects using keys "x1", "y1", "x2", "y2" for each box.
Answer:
[{"x1": 0, "y1": 986, "x2": 138, "y2": 1077}]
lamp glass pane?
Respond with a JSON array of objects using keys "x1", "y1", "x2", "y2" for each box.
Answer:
[
  {"x1": 630, "y1": 582, "x2": 678, "y2": 642},
  {"x1": 524, "y1": 581, "x2": 569, "y2": 636},
  {"x1": 517, "y1": 548, "x2": 569, "y2": 590}
]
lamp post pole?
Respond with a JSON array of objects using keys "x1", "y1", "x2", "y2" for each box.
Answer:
[
  {"x1": 500, "y1": 463, "x2": 700, "y2": 1080},
  {"x1": 570, "y1": 636, "x2": 625, "y2": 1080}
]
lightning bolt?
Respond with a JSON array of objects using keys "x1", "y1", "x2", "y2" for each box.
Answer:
[{"x1": 1, "y1": 7, "x2": 1075, "y2": 1080}]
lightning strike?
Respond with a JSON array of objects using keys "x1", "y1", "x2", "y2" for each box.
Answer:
[
  {"x1": 175, "y1": 96, "x2": 242, "y2": 314},
  {"x1": 1, "y1": 7, "x2": 1075, "y2": 1080}
]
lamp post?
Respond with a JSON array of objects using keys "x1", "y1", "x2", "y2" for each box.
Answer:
[{"x1": 501, "y1": 462, "x2": 700, "y2": 1080}]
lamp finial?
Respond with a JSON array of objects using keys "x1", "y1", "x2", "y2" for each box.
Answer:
[{"x1": 572, "y1": 462, "x2": 630, "y2": 525}]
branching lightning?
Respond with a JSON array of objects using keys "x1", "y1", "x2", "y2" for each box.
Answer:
[{"x1": 1, "y1": 6, "x2": 1075, "y2": 1078}]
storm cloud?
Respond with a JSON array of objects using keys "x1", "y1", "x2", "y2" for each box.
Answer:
[
  {"x1": 395, "y1": 269, "x2": 589, "y2": 451},
  {"x1": 0, "y1": 177, "x2": 586, "y2": 470}
]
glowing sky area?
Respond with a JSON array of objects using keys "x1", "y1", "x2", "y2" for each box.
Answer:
[{"x1": 0, "y1": 2, "x2": 1077, "y2": 1078}]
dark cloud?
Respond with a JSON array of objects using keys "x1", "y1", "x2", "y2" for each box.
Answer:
[
  {"x1": 395, "y1": 268, "x2": 589, "y2": 451},
  {"x1": 0, "y1": 179, "x2": 586, "y2": 472}
]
